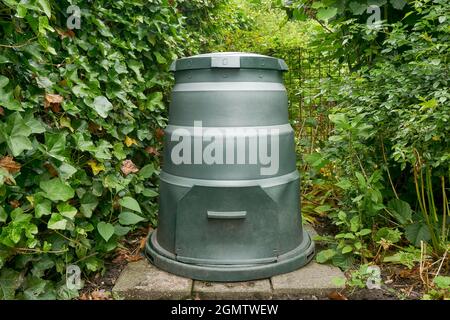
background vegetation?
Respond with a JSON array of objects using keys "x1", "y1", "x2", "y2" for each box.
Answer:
[{"x1": 0, "y1": 0, "x2": 448, "y2": 299}]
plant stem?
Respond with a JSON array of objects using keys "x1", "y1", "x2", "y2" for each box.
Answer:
[{"x1": 380, "y1": 139, "x2": 398, "y2": 199}]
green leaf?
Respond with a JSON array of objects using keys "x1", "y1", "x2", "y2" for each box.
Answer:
[
  {"x1": 355, "y1": 172, "x2": 366, "y2": 189},
  {"x1": 332, "y1": 276, "x2": 346, "y2": 287},
  {"x1": 154, "y1": 52, "x2": 167, "y2": 64},
  {"x1": 405, "y1": 222, "x2": 431, "y2": 247},
  {"x1": 23, "y1": 276, "x2": 56, "y2": 300},
  {"x1": 433, "y1": 276, "x2": 450, "y2": 289},
  {"x1": 374, "y1": 227, "x2": 402, "y2": 243},
  {"x1": 349, "y1": 216, "x2": 360, "y2": 232},
  {"x1": 7, "y1": 135, "x2": 32, "y2": 156},
  {"x1": 357, "y1": 229, "x2": 372, "y2": 236},
  {"x1": 316, "y1": 248, "x2": 336, "y2": 263},
  {"x1": 139, "y1": 164, "x2": 155, "y2": 179},
  {"x1": 97, "y1": 222, "x2": 115, "y2": 242},
  {"x1": 2, "y1": 113, "x2": 33, "y2": 156},
  {"x1": 0, "y1": 75, "x2": 9, "y2": 88},
  {"x1": 80, "y1": 193, "x2": 98, "y2": 218},
  {"x1": 35, "y1": 198, "x2": 52, "y2": 218},
  {"x1": 40, "y1": 178, "x2": 75, "y2": 202},
  {"x1": 387, "y1": 199, "x2": 412, "y2": 225},
  {"x1": 383, "y1": 247, "x2": 421, "y2": 269},
  {"x1": 349, "y1": 1, "x2": 367, "y2": 15},
  {"x1": 0, "y1": 206, "x2": 7, "y2": 223},
  {"x1": 58, "y1": 163, "x2": 77, "y2": 180},
  {"x1": 335, "y1": 178, "x2": 352, "y2": 190},
  {"x1": 317, "y1": 7, "x2": 338, "y2": 22},
  {"x1": 57, "y1": 203, "x2": 77, "y2": 219},
  {"x1": 38, "y1": 0, "x2": 51, "y2": 18},
  {"x1": 114, "y1": 225, "x2": 131, "y2": 236},
  {"x1": 391, "y1": 0, "x2": 407, "y2": 10},
  {"x1": 92, "y1": 96, "x2": 113, "y2": 118},
  {"x1": 342, "y1": 245, "x2": 353, "y2": 254},
  {"x1": 304, "y1": 152, "x2": 329, "y2": 171},
  {"x1": 119, "y1": 196, "x2": 141, "y2": 213},
  {"x1": 47, "y1": 213, "x2": 67, "y2": 230},
  {"x1": 142, "y1": 189, "x2": 158, "y2": 198},
  {"x1": 41, "y1": 132, "x2": 66, "y2": 161},
  {"x1": 113, "y1": 143, "x2": 126, "y2": 160},
  {"x1": 118, "y1": 211, "x2": 145, "y2": 225},
  {"x1": 0, "y1": 268, "x2": 21, "y2": 299}
]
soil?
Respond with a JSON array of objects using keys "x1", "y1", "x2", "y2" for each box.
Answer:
[
  {"x1": 79, "y1": 221, "x2": 428, "y2": 300},
  {"x1": 78, "y1": 226, "x2": 150, "y2": 300}
]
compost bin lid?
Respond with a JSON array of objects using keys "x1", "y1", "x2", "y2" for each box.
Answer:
[{"x1": 169, "y1": 52, "x2": 288, "y2": 72}]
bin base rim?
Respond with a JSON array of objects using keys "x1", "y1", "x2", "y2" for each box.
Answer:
[{"x1": 144, "y1": 230, "x2": 315, "y2": 282}]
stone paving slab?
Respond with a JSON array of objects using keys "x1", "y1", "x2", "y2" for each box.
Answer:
[
  {"x1": 112, "y1": 225, "x2": 346, "y2": 300},
  {"x1": 113, "y1": 259, "x2": 193, "y2": 300},
  {"x1": 193, "y1": 280, "x2": 272, "y2": 300},
  {"x1": 271, "y1": 262, "x2": 345, "y2": 299}
]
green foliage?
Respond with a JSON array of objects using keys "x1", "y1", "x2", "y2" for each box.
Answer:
[
  {"x1": 216, "y1": 0, "x2": 322, "y2": 53},
  {"x1": 0, "y1": 0, "x2": 236, "y2": 299},
  {"x1": 422, "y1": 276, "x2": 450, "y2": 300},
  {"x1": 308, "y1": 0, "x2": 449, "y2": 264}
]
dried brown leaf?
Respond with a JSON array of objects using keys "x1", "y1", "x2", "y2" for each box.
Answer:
[
  {"x1": 44, "y1": 93, "x2": 63, "y2": 113},
  {"x1": 328, "y1": 291, "x2": 348, "y2": 300},
  {"x1": 145, "y1": 146, "x2": 160, "y2": 156},
  {"x1": 121, "y1": 159, "x2": 139, "y2": 176},
  {"x1": 155, "y1": 128, "x2": 165, "y2": 140},
  {"x1": 44, "y1": 162, "x2": 59, "y2": 177},
  {"x1": 56, "y1": 28, "x2": 75, "y2": 39},
  {"x1": 9, "y1": 200, "x2": 20, "y2": 208},
  {"x1": 0, "y1": 156, "x2": 21, "y2": 174}
]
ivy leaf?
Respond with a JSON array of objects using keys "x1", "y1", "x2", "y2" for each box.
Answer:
[
  {"x1": 80, "y1": 193, "x2": 98, "y2": 218},
  {"x1": 58, "y1": 163, "x2": 77, "y2": 180},
  {"x1": 97, "y1": 222, "x2": 115, "y2": 242},
  {"x1": 118, "y1": 211, "x2": 145, "y2": 225},
  {"x1": 35, "y1": 198, "x2": 52, "y2": 218},
  {"x1": 39, "y1": 132, "x2": 66, "y2": 161},
  {"x1": 0, "y1": 75, "x2": 9, "y2": 88},
  {"x1": 22, "y1": 276, "x2": 56, "y2": 300},
  {"x1": 391, "y1": 0, "x2": 407, "y2": 10},
  {"x1": 0, "y1": 268, "x2": 22, "y2": 299},
  {"x1": 153, "y1": 52, "x2": 167, "y2": 64},
  {"x1": 40, "y1": 178, "x2": 75, "y2": 202},
  {"x1": 92, "y1": 96, "x2": 113, "y2": 118},
  {"x1": 47, "y1": 213, "x2": 67, "y2": 230},
  {"x1": 57, "y1": 203, "x2": 77, "y2": 220},
  {"x1": 0, "y1": 206, "x2": 6, "y2": 223},
  {"x1": 38, "y1": 0, "x2": 51, "y2": 18},
  {"x1": 1, "y1": 113, "x2": 33, "y2": 156},
  {"x1": 119, "y1": 196, "x2": 141, "y2": 213},
  {"x1": 142, "y1": 189, "x2": 158, "y2": 198},
  {"x1": 114, "y1": 225, "x2": 131, "y2": 236}
]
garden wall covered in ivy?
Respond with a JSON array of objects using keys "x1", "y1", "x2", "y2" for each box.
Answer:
[{"x1": 0, "y1": 0, "x2": 240, "y2": 299}]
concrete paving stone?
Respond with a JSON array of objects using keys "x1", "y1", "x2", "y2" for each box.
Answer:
[
  {"x1": 193, "y1": 279, "x2": 273, "y2": 300},
  {"x1": 271, "y1": 261, "x2": 346, "y2": 299},
  {"x1": 112, "y1": 226, "x2": 344, "y2": 300},
  {"x1": 112, "y1": 259, "x2": 192, "y2": 300}
]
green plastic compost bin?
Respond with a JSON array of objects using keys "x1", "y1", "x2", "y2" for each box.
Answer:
[{"x1": 145, "y1": 52, "x2": 315, "y2": 281}]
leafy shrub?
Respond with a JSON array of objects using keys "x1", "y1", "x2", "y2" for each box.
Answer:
[
  {"x1": 301, "y1": 0, "x2": 449, "y2": 264},
  {"x1": 0, "y1": 0, "x2": 237, "y2": 299}
]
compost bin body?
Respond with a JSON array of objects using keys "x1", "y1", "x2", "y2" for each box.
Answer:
[{"x1": 145, "y1": 52, "x2": 314, "y2": 281}]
